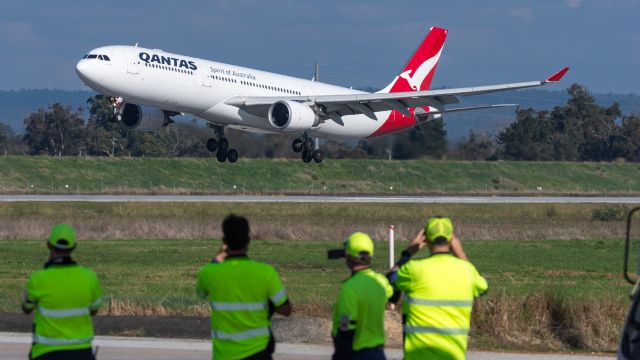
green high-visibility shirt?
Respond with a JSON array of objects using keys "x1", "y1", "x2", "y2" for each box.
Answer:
[
  {"x1": 395, "y1": 253, "x2": 488, "y2": 360},
  {"x1": 196, "y1": 255, "x2": 288, "y2": 360},
  {"x1": 22, "y1": 258, "x2": 103, "y2": 359},
  {"x1": 332, "y1": 268, "x2": 393, "y2": 351}
]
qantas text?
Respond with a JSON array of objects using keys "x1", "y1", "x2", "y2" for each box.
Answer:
[{"x1": 138, "y1": 52, "x2": 197, "y2": 70}]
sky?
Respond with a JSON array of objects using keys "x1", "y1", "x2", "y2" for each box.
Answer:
[{"x1": 0, "y1": 0, "x2": 638, "y2": 94}]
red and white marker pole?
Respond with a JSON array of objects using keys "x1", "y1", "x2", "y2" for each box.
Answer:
[{"x1": 388, "y1": 225, "x2": 395, "y2": 269}]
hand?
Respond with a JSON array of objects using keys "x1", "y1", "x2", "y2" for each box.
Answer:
[
  {"x1": 405, "y1": 229, "x2": 427, "y2": 256},
  {"x1": 215, "y1": 243, "x2": 227, "y2": 263},
  {"x1": 450, "y1": 235, "x2": 468, "y2": 261}
]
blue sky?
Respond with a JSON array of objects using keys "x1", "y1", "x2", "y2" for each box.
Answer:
[{"x1": 1, "y1": 0, "x2": 638, "y2": 93}]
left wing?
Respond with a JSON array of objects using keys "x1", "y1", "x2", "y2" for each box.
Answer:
[{"x1": 225, "y1": 67, "x2": 569, "y2": 122}]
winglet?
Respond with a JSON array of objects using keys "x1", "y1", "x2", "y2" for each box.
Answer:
[{"x1": 544, "y1": 67, "x2": 570, "y2": 83}]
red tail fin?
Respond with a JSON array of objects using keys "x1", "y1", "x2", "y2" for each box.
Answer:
[{"x1": 379, "y1": 27, "x2": 448, "y2": 93}]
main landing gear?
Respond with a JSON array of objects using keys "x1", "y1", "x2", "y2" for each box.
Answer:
[
  {"x1": 292, "y1": 135, "x2": 324, "y2": 163},
  {"x1": 206, "y1": 127, "x2": 238, "y2": 163}
]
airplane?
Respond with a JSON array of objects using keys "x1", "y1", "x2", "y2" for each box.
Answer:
[{"x1": 75, "y1": 26, "x2": 569, "y2": 163}]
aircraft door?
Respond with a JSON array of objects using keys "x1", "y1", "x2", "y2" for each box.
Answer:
[
  {"x1": 202, "y1": 70, "x2": 211, "y2": 87},
  {"x1": 126, "y1": 52, "x2": 139, "y2": 74}
]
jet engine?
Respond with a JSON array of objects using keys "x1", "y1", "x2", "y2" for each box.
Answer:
[
  {"x1": 267, "y1": 100, "x2": 316, "y2": 133},
  {"x1": 120, "y1": 103, "x2": 170, "y2": 131}
]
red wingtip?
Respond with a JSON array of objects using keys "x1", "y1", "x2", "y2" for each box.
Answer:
[{"x1": 545, "y1": 67, "x2": 570, "y2": 82}]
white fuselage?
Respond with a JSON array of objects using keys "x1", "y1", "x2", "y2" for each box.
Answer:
[{"x1": 76, "y1": 45, "x2": 394, "y2": 141}]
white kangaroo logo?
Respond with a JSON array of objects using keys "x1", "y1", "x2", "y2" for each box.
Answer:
[{"x1": 399, "y1": 48, "x2": 443, "y2": 91}]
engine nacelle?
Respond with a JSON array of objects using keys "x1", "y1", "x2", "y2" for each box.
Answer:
[
  {"x1": 267, "y1": 100, "x2": 316, "y2": 133},
  {"x1": 120, "y1": 103, "x2": 170, "y2": 131},
  {"x1": 414, "y1": 107, "x2": 443, "y2": 124}
]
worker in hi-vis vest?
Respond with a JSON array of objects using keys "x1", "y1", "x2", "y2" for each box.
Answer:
[
  {"x1": 331, "y1": 232, "x2": 393, "y2": 360},
  {"x1": 196, "y1": 214, "x2": 292, "y2": 360},
  {"x1": 387, "y1": 217, "x2": 488, "y2": 360},
  {"x1": 22, "y1": 224, "x2": 103, "y2": 360}
]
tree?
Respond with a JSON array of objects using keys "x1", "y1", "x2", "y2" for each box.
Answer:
[
  {"x1": 23, "y1": 103, "x2": 85, "y2": 156},
  {"x1": 458, "y1": 130, "x2": 496, "y2": 160},
  {"x1": 393, "y1": 119, "x2": 448, "y2": 159},
  {"x1": 0, "y1": 122, "x2": 25, "y2": 154},
  {"x1": 497, "y1": 108, "x2": 554, "y2": 160},
  {"x1": 611, "y1": 114, "x2": 640, "y2": 161}
]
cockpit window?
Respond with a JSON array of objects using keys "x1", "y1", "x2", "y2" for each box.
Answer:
[
  {"x1": 98, "y1": 55, "x2": 104, "y2": 60},
  {"x1": 87, "y1": 54, "x2": 98, "y2": 59},
  {"x1": 103, "y1": 55, "x2": 111, "y2": 61},
  {"x1": 82, "y1": 55, "x2": 88, "y2": 59}
]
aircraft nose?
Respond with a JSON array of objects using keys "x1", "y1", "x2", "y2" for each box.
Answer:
[{"x1": 75, "y1": 60, "x2": 98, "y2": 84}]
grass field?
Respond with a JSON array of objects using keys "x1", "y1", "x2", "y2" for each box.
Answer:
[
  {"x1": 1, "y1": 156, "x2": 640, "y2": 195},
  {"x1": 0, "y1": 201, "x2": 635, "y2": 241},
  {"x1": 0, "y1": 238, "x2": 634, "y2": 352}
]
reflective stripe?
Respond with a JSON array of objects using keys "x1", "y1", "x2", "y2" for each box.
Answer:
[
  {"x1": 404, "y1": 295, "x2": 473, "y2": 307},
  {"x1": 211, "y1": 327, "x2": 270, "y2": 341},
  {"x1": 404, "y1": 325, "x2": 469, "y2": 335},
  {"x1": 38, "y1": 307, "x2": 90, "y2": 318},
  {"x1": 210, "y1": 301, "x2": 266, "y2": 311},
  {"x1": 33, "y1": 334, "x2": 93, "y2": 345},
  {"x1": 90, "y1": 297, "x2": 103, "y2": 309},
  {"x1": 270, "y1": 288, "x2": 287, "y2": 304}
]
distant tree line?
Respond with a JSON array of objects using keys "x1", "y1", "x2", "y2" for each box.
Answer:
[{"x1": 0, "y1": 83, "x2": 638, "y2": 161}]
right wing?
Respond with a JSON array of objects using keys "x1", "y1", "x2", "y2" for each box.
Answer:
[{"x1": 225, "y1": 67, "x2": 569, "y2": 122}]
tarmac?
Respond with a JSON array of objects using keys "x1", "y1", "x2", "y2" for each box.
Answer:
[{"x1": 0, "y1": 332, "x2": 614, "y2": 360}]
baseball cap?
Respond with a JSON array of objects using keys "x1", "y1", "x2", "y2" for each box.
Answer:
[
  {"x1": 48, "y1": 224, "x2": 77, "y2": 250},
  {"x1": 345, "y1": 232, "x2": 374, "y2": 257},
  {"x1": 425, "y1": 217, "x2": 453, "y2": 242}
]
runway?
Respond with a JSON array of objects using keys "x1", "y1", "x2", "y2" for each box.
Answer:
[
  {"x1": 0, "y1": 332, "x2": 613, "y2": 360},
  {"x1": 1, "y1": 194, "x2": 640, "y2": 204}
]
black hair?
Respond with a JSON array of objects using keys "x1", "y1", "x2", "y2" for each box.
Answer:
[
  {"x1": 347, "y1": 252, "x2": 372, "y2": 267},
  {"x1": 222, "y1": 214, "x2": 250, "y2": 250},
  {"x1": 431, "y1": 236, "x2": 450, "y2": 246}
]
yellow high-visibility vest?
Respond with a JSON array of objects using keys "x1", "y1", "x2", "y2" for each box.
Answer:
[
  {"x1": 395, "y1": 253, "x2": 488, "y2": 360},
  {"x1": 23, "y1": 259, "x2": 103, "y2": 359},
  {"x1": 331, "y1": 268, "x2": 393, "y2": 351},
  {"x1": 196, "y1": 255, "x2": 288, "y2": 360}
]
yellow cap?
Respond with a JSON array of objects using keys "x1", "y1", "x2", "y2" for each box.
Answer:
[
  {"x1": 345, "y1": 232, "x2": 374, "y2": 257},
  {"x1": 48, "y1": 224, "x2": 77, "y2": 250},
  {"x1": 425, "y1": 217, "x2": 453, "y2": 242}
]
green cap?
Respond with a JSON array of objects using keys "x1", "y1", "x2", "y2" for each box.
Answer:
[
  {"x1": 425, "y1": 217, "x2": 453, "y2": 242},
  {"x1": 48, "y1": 224, "x2": 77, "y2": 250},
  {"x1": 345, "y1": 232, "x2": 374, "y2": 258}
]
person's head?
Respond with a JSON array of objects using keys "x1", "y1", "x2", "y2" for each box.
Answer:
[
  {"x1": 425, "y1": 217, "x2": 453, "y2": 253},
  {"x1": 344, "y1": 232, "x2": 374, "y2": 270},
  {"x1": 47, "y1": 223, "x2": 77, "y2": 257},
  {"x1": 222, "y1": 214, "x2": 250, "y2": 252}
]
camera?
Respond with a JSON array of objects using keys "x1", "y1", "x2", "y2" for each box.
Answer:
[{"x1": 327, "y1": 249, "x2": 346, "y2": 259}]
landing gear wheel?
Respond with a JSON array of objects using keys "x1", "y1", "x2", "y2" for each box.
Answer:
[
  {"x1": 216, "y1": 149, "x2": 227, "y2": 163},
  {"x1": 292, "y1": 139, "x2": 304, "y2": 153},
  {"x1": 304, "y1": 139, "x2": 315, "y2": 152},
  {"x1": 312, "y1": 150, "x2": 324, "y2": 163},
  {"x1": 302, "y1": 151, "x2": 313, "y2": 163},
  {"x1": 227, "y1": 149, "x2": 239, "y2": 163},
  {"x1": 218, "y1": 138, "x2": 229, "y2": 154},
  {"x1": 206, "y1": 138, "x2": 218, "y2": 152}
]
